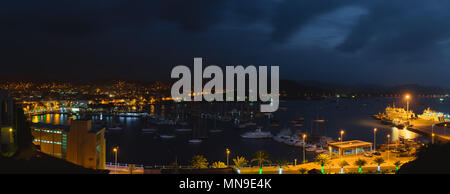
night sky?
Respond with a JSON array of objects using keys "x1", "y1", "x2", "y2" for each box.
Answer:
[{"x1": 2, "y1": 0, "x2": 450, "y2": 86}]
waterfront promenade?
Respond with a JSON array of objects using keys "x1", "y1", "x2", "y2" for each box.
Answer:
[
  {"x1": 239, "y1": 151, "x2": 414, "y2": 174},
  {"x1": 407, "y1": 119, "x2": 450, "y2": 142}
]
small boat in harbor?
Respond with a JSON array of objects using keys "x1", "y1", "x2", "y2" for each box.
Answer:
[
  {"x1": 241, "y1": 128, "x2": 272, "y2": 139},
  {"x1": 108, "y1": 127, "x2": 123, "y2": 131},
  {"x1": 305, "y1": 144, "x2": 318, "y2": 152},
  {"x1": 188, "y1": 139, "x2": 202, "y2": 144},
  {"x1": 175, "y1": 128, "x2": 192, "y2": 132},
  {"x1": 141, "y1": 128, "x2": 157, "y2": 133},
  {"x1": 160, "y1": 134, "x2": 176, "y2": 139}
]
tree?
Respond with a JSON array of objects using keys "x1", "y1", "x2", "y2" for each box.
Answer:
[
  {"x1": 298, "y1": 168, "x2": 308, "y2": 174},
  {"x1": 251, "y1": 150, "x2": 271, "y2": 168},
  {"x1": 274, "y1": 160, "x2": 290, "y2": 174},
  {"x1": 394, "y1": 161, "x2": 402, "y2": 172},
  {"x1": 354, "y1": 159, "x2": 367, "y2": 173},
  {"x1": 211, "y1": 161, "x2": 227, "y2": 168},
  {"x1": 373, "y1": 157, "x2": 385, "y2": 172},
  {"x1": 314, "y1": 154, "x2": 331, "y2": 174},
  {"x1": 233, "y1": 156, "x2": 248, "y2": 174},
  {"x1": 128, "y1": 164, "x2": 136, "y2": 174},
  {"x1": 191, "y1": 155, "x2": 208, "y2": 168},
  {"x1": 338, "y1": 160, "x2": 349, "y2": 174}
]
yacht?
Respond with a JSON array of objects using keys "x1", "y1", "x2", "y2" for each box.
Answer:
[
  {"x1": 160, "y1": 134, "x2": 176, "y2": 139},
  {"x1": 241, "y1": 128, "x2": 272, "y2": 139},
  {"x1": 175, "y1": 128, "x2": 192, "y2": 132},
  {"x1": 141, "y1": 128, "x2": 157, "y2": 133},
  {"x1": 273, "y1": 128, "x2": 292, "y2": 143},
  {"x1": 305, "y1": 144, "x2": 318, "y2": 152},
  {"x1": 188, "y1": 139, "x2": 202, "y2": 144}
]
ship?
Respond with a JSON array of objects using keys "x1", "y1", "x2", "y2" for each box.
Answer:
[{"x1": 241, "y1": 128, "x2": 272, "y2": 139}]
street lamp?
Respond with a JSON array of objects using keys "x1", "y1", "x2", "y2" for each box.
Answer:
[
  {"x1": 432, "y1": 124, "x2": 435, "y2": 144},
  {"x1": 302, "y1": 134, "x2": 306, "y2": 164},
  {"x1": 405, "y1": 95, "x2": 410, "y2": 119},
  {"x1": 113, "y1": 146, "x2": 119, "y2": 173},
  {"x1": 386, "y1": 135, "x2": 390, "y2": 161},
  {"x1": 226, "y1": 148, "x2": 230, "y2": 167},
  {"x1": 340, "y1": 130, "x2": 344, "y2": 142},
  {"x1": 373, "y1": 128, "x2": 377, "y2": 151},
  {"x1": 432, "y1": 133, "x2": 435, "y2": 145}
]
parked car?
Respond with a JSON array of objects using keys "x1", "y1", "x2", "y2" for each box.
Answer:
[{"x1": 364, "y1": 152, "x2": 373, "y2": 157}]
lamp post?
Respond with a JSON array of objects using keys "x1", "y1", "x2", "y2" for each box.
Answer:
[
  {"x1": 432, "y1": 133, "x2": 435, "y2": 145},
  {"x1": 386, "y1": 135, "x2": 390, "y2": 161},
  {"x1": 373, "y1": 128, "x2": 377, "y2": 152},
  {"x1": 113, "y1": 146, "x2": 119, "y2": 173},
  {"x1": 340, "y1": 130, "x2": 344, "y2": 142},
  {"x1": 302, "y1": 134, "x2": 306, "y2": 164},
  {"x1": 226, "y1": 148, "x2": 230, "y2": 167},
  {"x1": 405, "y1": 95, "x2": 410, "y2": 119},
  {"x1": 432, "y1": 124, "x2": 435, "y2": 144}
]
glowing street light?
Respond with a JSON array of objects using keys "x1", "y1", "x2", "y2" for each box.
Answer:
[
  {"x1": 302, "y1": 134, "x2": 307, "y2": 163},
  {"x1": 340, "y1": 130, "x2": 344, "y2": 142},
  {"x1": 386, "y1": 135, "x2": 390, "y2": 161},
  {"x1": 226, "y1": 148, "x2": 230, "y2": 167},
  {"x1": 113, "y1": 146, "x2": 119, "y2": 173},
  {"x1": 405, "y1": 94, "x2": 411, "y2": 119},
  {"x1": 431, "y1": 124, "x2": 435, "y2": 144},
  {"x1": 373, "y1": 128, "x2": 377, "y2": 151},
  {"x1": 432, "y1": 133, "x2": 435, "y2": 144}
]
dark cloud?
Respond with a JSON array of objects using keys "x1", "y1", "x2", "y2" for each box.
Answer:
[{"x1": 1, "y1": 0, "x2": 450, "y2": 86}]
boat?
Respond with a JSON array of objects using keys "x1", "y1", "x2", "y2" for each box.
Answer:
[
  {"x1": 188, "y1": 139, "x2": 202, "y2": 144},
  {"x1": 160, "y1": 135, "x2": 176, "y2": 139},
  {"x1": 241, "y1": 128, "x2": 272, "y2": 139},
  {"x1": 305, "y1": 144, "x2": 317, "y2": 152},
  {"x1": 175, "y1": 128, "x2": 192, "y2": 132},
  {"x1": 178, "y1": 121, "x2": 189, "y2": 126},
  {"x1": 273, "y1": 129, "x2": 292, "y2": 142},
  {"x1": 108, "y1": 127, "x2": 123, "y2": 131},
  {"x1": 141, "y1": 128, "x2": 157, "y2": 133}
]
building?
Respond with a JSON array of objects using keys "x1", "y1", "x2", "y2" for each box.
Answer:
[
  {"x1": 0, "y1": 91, "x2": 16, "y2": 153},
  {"x1": 329, "y1": 140, "x2": 373, "y2": 157},
  {"x1": 31, "y1": 119, "x2": 106, "y2": 170}
]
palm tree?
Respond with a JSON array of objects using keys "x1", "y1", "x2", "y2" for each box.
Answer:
[
  {"x1": 298, "y1": 168, "x2": 308, "y2": 174},
  {"x1": 314, "y1": 154, "x2": 331, "y2": 174},
  {"x1": 274, "y1": 160, "x2": 290, "y2": 174},
  {"x1": 394, "y1": 161, "x2": 402, "y2": 172},
  {"x1": 373, "y1": 157, "x2": 385, "y2": 172},
  {"x1": 354, "y1": 159, "x2": 367, "y2": 173},
  {"x1": 128, "y1": 164, "x2": 136, "y2": 174},
  {"x1": 233, "y1": 156, "x2": 248, "y2": 174},
  {"x1": 338, "y1": 160, "x2": 349, "y2": 174},
  {"x1": 251, "y1": 150, "x2": 271, "y2": 174},
  {"x1": 191, "y1": 155, "x2": 208, "y2": 168},
  {"x1": 211, "y1": 161, "x2": 227, "y2": 168}
]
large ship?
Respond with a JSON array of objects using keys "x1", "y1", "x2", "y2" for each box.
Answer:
[{"x1": 241, "y1": 128, "x2": 272, "y2": 139}]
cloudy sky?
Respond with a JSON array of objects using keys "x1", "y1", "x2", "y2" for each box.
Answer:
[{"x1": 2, "y1": 0, "x2": 450, "y2": 86}]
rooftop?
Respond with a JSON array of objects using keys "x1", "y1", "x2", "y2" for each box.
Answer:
[{"x1": 328, "y1": 140, "x2": 373, "y2": 149}]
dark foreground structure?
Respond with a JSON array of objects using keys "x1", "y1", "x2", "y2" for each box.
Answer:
[{"x1": 398, "y1": 143, "x2": 450, "y2": 174}]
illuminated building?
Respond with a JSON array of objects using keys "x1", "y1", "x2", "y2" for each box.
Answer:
[
  {"x1": 329, "y1": 140, "x2": 373, "y2": 157},
  {"x1": 31, "y1": 119, "x2": 106, "y2": 170},
  {"x1": 0, "y1": 91, "x2": 16, "y2": 153}
]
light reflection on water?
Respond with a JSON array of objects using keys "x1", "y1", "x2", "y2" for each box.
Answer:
[{"x1": 29, "y1": 98, "x2": 445, "y2": 165}]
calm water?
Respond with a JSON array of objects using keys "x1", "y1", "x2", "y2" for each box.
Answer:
[{"x1": 30, "y1": 97, "x2": 450, "y2": 165}]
